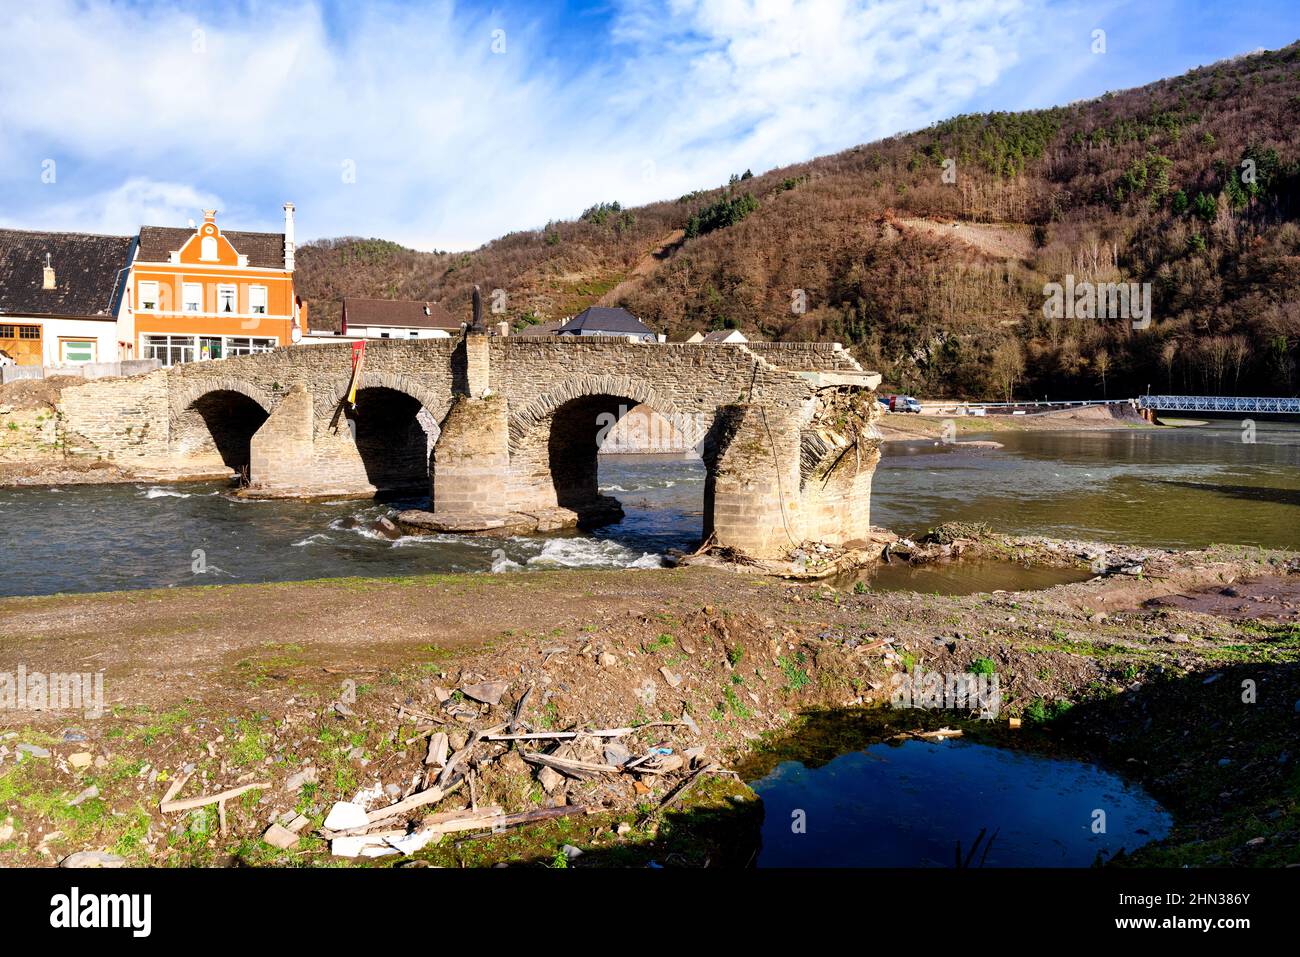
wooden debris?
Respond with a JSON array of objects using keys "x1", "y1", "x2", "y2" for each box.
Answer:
[
  {"x1": 424, "y1": 732, "x2": 449, "y2": 767},
  {"x1": 521, "y1": 751, "x2": 620, "y2": 780},
  {"x1": 638, "y1": 763, "x2": 718, "y2": 827},
  {"x1": 509, "y1": 684, "x2": 534, "y2": 734},
  {"x1": 362, "y1": 783, "x2": 452, "y2": 825},
  {"x1": 423, "y1": 805, "x2": 505, "y2": 835},
  {"x1": 436, "y1": 723, "x2": 505, "y2": 789},
  {"x1": 485, "y1": 729, "x2": 633, "y2": 742},
  {"x1": 915, "y1": 727, "x2": 963, "y2": 740},
  {"x1": 396, "y1": 705, "x2": 441, "y2": 724},
  {"x1": 160, "y1": 773, "x2": 270, "y2": 814}
]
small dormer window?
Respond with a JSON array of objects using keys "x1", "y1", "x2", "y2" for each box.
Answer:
[{"x1": 201, "y1": 236, "x2": 218, "y2": 261}]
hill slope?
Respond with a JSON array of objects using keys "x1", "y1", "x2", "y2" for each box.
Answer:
[{"x1": 295, "y1": 42, "x2": 1300, "y2": 400}]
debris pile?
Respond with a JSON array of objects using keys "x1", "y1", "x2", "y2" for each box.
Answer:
[{"x1": 310, "y1": 699, "x2": 718, "y2": 859}]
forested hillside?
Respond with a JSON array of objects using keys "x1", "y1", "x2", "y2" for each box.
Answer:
[{"x1": 295, "y1": 42, "x2": 1300, "y2": 399}]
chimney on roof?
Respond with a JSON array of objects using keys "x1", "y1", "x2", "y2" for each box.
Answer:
[
  {"x1": 42, "y1": 253, "x2": 55, "y2": 290},
  {"x1": 283, "y1": 202, "x2": 296, "y2": 272}
]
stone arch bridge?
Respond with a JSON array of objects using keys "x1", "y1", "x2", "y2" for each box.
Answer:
[{"x1": 55, "y1": 335, "x2": 882, "y2": 559}]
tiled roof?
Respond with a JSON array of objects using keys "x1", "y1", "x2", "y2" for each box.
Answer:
[
  {"x1": 515, "y1": 318, "x2": 564, "y2": 337},
  {"x1": 0, "y1": 229, "x2": 134, "y2": 319},
  {"x1": 137, "y1": 226, "x2": 287, "y2": 268},
  {"x1": 559, "y1": 306, "x2": 653, "y2": 336},
  {"x1": 342, "y1": 298, "x2": 462, "y2": 331}
]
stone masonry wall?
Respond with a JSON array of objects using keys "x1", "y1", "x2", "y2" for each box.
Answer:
[
  {"x1": 741, "y1": 342, "x2": 863, "y2": 372},
  {"x1": 248, "y1": 384, "x2": 315, "y2": 494},
  {"x1": 56, "y1": 371, "x2": 171, "y2": 462},
  {"x1": 433, "y1": 395, "x2": 509, "y2": 516}
]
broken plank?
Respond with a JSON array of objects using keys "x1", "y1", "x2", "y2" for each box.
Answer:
[
  {"x1": 520, "y1": 751, "x2": 621, "y2": 779},
  {"x1": 485, "y1": 729, "x2": 633, "y2": 742},
  {"x1": 161, "y1": 780, "x2": 270, "y2": 814}
]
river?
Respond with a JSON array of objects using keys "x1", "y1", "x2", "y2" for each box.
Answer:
[{"x1": 1, "y1": 420, "x2": 1296, "y2": 598}]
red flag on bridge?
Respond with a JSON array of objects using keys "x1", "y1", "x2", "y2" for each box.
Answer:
[{"x1": 346, "y1": 341, "x2": 366, "y2": 408}]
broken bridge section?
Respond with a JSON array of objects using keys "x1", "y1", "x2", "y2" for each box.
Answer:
[{"x1": 53, "y1": 335, "x2": 882, "y2": 559}]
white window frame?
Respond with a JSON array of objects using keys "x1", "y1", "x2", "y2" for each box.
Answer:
[
  {"x1": 225, "y1": 336, "x2": 277, "y2": 356},
  {"x1": 249, "y1": 285, "x2": 268, "y2": 315},
  {"x1": 59, "y1": 339, "x2": 97, "y2": 364},
  {"x1": 216, "y1": 284, "x2": 238, "y2": 315},
  {"x1": 201, "y1": 236, "x2": 218, "y2": 261},
  {"x1": 142, "y1": 334, "x2": 196, "y2": 367},
  {"x1": 182, "y1": 282, "x2": 203, "y2": 313},
  {"x1": 138, "y1": 280, "x2": 160, "y2": 311}
]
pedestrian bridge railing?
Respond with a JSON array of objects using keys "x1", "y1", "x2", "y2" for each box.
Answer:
[{"x1": 1139, "y1": 395, "x2": 1300, "y2": 414}]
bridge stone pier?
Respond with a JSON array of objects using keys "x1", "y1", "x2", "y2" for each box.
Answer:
[{"x1": 54, "y1": 334, "x2": 883, "y2": 560}]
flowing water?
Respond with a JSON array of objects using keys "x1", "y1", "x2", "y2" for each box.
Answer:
[
  {"x1": 1, "y1": 421, "x2": 1296, "y2": 598},
  {"x1": 873, "y1": 421, "x2": 1300, "y2": 549},
  {"x1": 0, "y1": 455, "x2": 707, "y2": 598}
]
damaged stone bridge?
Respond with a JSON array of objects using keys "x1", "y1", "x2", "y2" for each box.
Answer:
[{"x1": 55, "y1": 335, "x2": 882, "y2": 559}]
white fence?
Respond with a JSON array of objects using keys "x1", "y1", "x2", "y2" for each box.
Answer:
[{"x1": 0, "y1": 359, "x2": 161, "y2": 384}]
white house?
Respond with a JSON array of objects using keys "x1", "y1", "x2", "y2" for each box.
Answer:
[
  {"x1": 686, "y1": 328, "x2": 748, "y2": 344},
  {"x1": 0, "y1": 229, "x2": 135, "y2": 367},
  {"x1": 331, "y1": 298, "x2": 464, "y2": 339}
]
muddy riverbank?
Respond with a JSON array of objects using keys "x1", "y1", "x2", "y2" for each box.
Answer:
[
  {"x1": 874, "y1": 403, "x2": 1153, "y2": 442},
  {"x1": 1, "y1": 537, "x2": 1296, "y2": 868}
]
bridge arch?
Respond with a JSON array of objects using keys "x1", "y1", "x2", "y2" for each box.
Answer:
[
  {"x1": 169, "y1": 377, "x2": 276, "y2": 472},
  {"x1": 317, "y1": 372, "x2": 451, "y2": 426},
  {"x1": 507, "y1": 374, "x2": 705, "y2": 454},
  {"x1": 320, "y1": 372, "x2": 452, "y2": 496},
  {"x1": 169, "y1": 377, "x2": 275, "y2": 421},
  {"x1": 506, "y1": 373, "x2": 710, "y2": 520}
]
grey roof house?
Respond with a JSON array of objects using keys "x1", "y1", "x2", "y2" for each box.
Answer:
[{"x1": 556, "y1": 306, "x2": 656, "y2": 342}]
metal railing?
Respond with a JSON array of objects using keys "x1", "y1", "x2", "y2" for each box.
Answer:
[
  {"x1": 914, "y1": 395, "x2": 1300, "y2": 416},
  {"x1": 918, "y1": 398, "x2": 1135, "y2": 415},
  {"x1": 1139, "y1": 395, "x2": 1300, "y2": 414}
]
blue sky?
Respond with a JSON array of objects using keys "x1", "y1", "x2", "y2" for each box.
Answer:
[{"x1": 0, "y1": 0, "x2": 1296, "y2": 250}]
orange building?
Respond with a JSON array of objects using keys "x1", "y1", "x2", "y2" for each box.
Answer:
[{"x1": 130, "y1": 205, "x2": 306, "y2": 365}]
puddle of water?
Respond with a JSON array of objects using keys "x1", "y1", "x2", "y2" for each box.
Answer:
[
  {"x1": 845, "y1": 558, "x2": 1092, "y2": 596},
  {"x1": 751, "y1": 737, "x2": 1170, "y2": 867}
]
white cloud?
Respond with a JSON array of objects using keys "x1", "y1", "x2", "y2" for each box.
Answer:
[
  {"x1": 0, "y1": 0, "x2": 1051, "y2": 249},
  {"x1": 0, "y1": 178, "x2": 226, "y2": 236}
]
